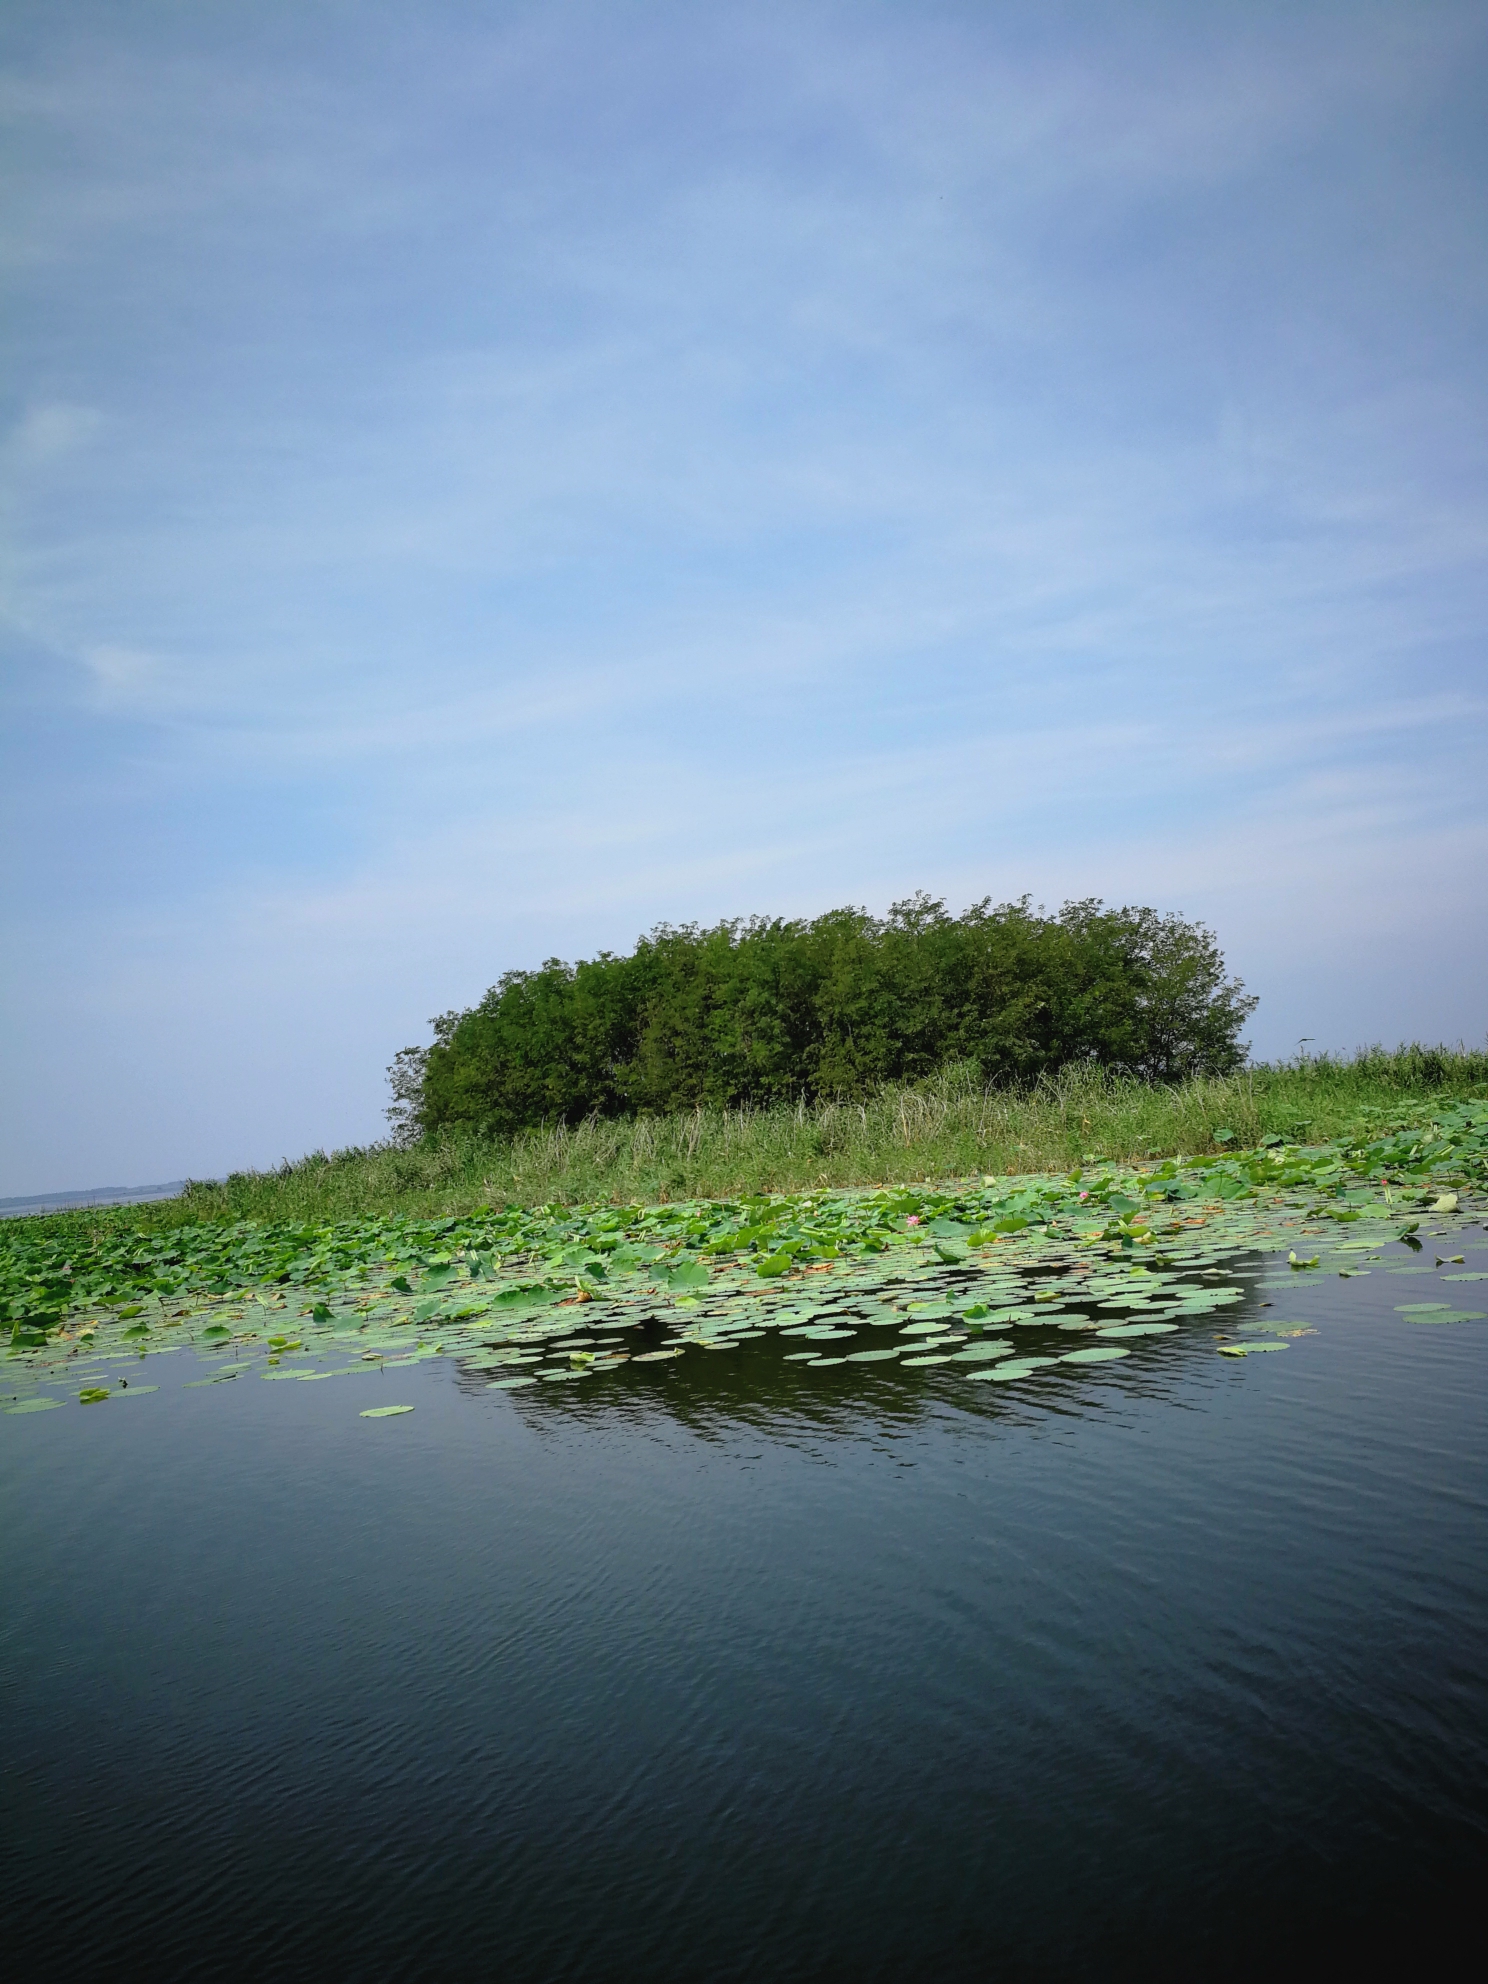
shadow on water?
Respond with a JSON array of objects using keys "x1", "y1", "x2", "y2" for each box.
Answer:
[{"x1": 457, "y1": 1250, "x2": 1283, "y2": 1444}]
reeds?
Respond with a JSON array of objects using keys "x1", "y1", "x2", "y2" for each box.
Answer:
[{"x1": 157, "y1": 1044, "x2": 1488, "y2": 1226}]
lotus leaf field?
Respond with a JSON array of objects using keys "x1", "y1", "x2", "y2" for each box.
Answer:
[{"x1": 5, "y1": 1104, "x2": 1485, "y2": 1418}]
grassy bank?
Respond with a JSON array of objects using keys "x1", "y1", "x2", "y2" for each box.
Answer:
[
  {"x1": 48, "y1": 1046, "x2": 1488, "y2": 1237},
  {"x1": 4, "y1": 1051, "x2": 1484, "y2": 1347}
]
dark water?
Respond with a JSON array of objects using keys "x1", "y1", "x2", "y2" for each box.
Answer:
[{"x1": 5, "y1": 1263, "x2": 1487, "y2": 1980}]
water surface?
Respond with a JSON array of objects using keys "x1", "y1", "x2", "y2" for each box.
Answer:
[{"x1": 5, "y1": 1250, "x2": 1487, "y2": 1980}]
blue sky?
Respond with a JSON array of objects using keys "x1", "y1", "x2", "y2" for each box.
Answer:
[{"x1": 3, "y1": 1, "x2": 1486, "y2": 1194}]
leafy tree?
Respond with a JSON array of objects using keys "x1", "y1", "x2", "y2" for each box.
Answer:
[{"x1": 389, "y1": 896, "x2": 1256, "y2": 1139}]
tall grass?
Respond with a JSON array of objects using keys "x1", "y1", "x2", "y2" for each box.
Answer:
[{"x1": 146, "y1": 1045, "x2": 1488, "y2": 1227}]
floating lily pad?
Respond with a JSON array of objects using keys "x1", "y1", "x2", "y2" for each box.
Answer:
[
  {"x1": 360, "y1": 1404, "x2": 415, "y2": 1417},
  {"x1": 985, "y1": 1357, "x2": 1059, "y2": 1380},
  {"x1": 1095, "y1": 1322, "x2": 1179, "y2": 1337},
  {"x1": 5, "y1": 1397, "x2": 62, "y2": 1414},
  {"x1": 1059, "y1": 1346, "x2": 1130, "y2": 1363}
]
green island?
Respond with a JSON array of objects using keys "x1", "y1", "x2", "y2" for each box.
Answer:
[{"x1": 5, "y1": 1052, "x2": 1484, "y2": 1417}]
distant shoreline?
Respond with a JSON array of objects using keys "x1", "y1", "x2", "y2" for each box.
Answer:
[{"x1": 0, "y1": 1182, "x2": 187, "y2": 1221}]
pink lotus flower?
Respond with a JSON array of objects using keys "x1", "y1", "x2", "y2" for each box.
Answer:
[{"x1": 906, "y1": 1215, "x2": 920, "y2": 1227}]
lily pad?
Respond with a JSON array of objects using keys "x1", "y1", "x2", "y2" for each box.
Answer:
[
  {"x1": 985, "y1": 1357, "x2": 1060, "y2": 1380},
  {"x1": 5, "y1": 1396, "x2": 62, "y2": 1414},
  {"x1": 360, "y1": 1404, "x2": 415, "y2": 1417},
  {"x1": 665, "y1": 1260, "x2": 711, "y2": 1289},
  {"x1": 1059, "y1": 1346, "x2": 1130, "y2": 1363}
]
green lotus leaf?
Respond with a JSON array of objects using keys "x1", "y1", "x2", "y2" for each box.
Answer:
[{"x1": 665, "y1": 1260, "x2": 711, "y2": 1289}]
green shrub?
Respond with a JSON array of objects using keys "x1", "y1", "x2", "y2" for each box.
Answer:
[{"x1": 395, "y1": 894, "x2": 1257, "y2": 1140}]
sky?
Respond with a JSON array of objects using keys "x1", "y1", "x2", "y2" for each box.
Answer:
[{"x1": 2, "y1": 0, "x2": 1486, "y2": 1195}]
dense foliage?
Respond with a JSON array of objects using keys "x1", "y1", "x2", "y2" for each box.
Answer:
[{"x1": 394, "y1": 895, "x2": 1258, "y2": 1140}]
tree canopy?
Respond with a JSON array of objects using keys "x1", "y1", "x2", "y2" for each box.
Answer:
[{"x1": 388, "y1": 895, "x2": 1257, "y2": 1142}]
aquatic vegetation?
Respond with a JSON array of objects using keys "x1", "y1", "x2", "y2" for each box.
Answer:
[
  {"x1": 37, "y1": 1050, "x2": 1485, "y2": 1230},
  {"x1": 2, "y1": 1111, "x2": 1484, "y2": 1420},
  {"x1": 4, "y1": 1103, "x2": 1484, "y2": 1419}
]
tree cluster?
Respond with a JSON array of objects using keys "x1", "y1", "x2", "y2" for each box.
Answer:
[{"x1": 388, "y1": 894, "x2": 1257, "y2": 1142}]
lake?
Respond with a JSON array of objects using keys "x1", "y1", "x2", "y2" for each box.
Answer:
[{"x1": 5, "y1": 1241, "x2": 1487, "y2": 1979}]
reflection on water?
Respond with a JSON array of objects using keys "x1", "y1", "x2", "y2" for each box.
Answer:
[
  {"x1": 450, "y1": 1249, "x2": 1300, "y2": 1439},
  {"x1": 4, "y1": 1243, "x2": 1487, "y2": 1981}
]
